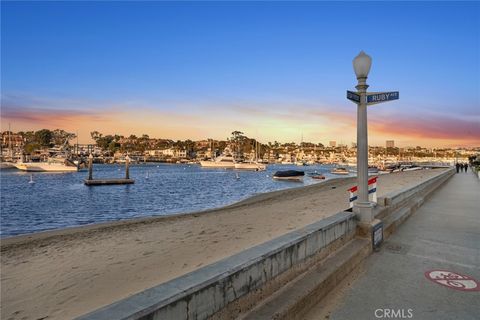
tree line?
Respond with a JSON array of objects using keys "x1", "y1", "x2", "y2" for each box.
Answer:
[{"x1": 12, "y1": 129, "x2": 76, "y2": 154}]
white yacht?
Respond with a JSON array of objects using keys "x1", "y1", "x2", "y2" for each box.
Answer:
[
  {"x1": 0, "y1": 162, "x2": 16, "y2": 170},
  {"x1": 200, "y1": 154, "x2": 236, "y2": 168},
  {"x1": 14, "y1": 158, "x2": 79, "y2": 172}
]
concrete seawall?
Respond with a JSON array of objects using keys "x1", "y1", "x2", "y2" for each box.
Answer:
[
  {"x1": 77, "y1": 168, "x2": 454, "y2": 320},
  {"x1": 77, "y1": 212, "x2": 357, "y2": 320}
]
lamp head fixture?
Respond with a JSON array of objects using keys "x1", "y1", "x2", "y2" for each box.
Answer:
[{"x1": 353, "y1": 51, "x2": 372, "y2": 79}]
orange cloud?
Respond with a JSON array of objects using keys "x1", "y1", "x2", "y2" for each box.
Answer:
[
  {"x1": 1, "y1": 106, "x2": 107, "y2": 126},
  {"x1": 1, "y1": 95, "x2": 478, "y2": 148},
  {"x1": 369, "y1": 113, "x2": 480, "y2": 147}
]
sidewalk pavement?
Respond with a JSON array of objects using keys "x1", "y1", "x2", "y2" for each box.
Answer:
[{"x1": 311, "y1": 171, "x2": 480, "y2": 320}]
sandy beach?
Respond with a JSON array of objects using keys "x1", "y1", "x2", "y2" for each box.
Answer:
[{"x1": 1, "y1": 169, "x2": 446, "y2": 320}]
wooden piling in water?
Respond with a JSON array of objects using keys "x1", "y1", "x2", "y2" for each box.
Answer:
[
  {"x1": 88, "y1": 154, "x2": 93, "y2": 180},
  {"x1": 125, "y1": 155, "x2": 130, "y2": 179}
]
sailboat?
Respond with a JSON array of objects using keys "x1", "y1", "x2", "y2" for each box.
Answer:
[
  {"x1": 234, "y1": 139, "x2": 266, "y2": 171},
  {"x1": 234, "y1": 161, "x2": 266, "y2": 171},
  {"x1": 0, "y1": 124, "x2": 17, "y2": 170}
]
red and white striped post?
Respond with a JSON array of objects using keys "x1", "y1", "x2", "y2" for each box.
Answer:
[{"x1": 348, "y1": 176, "x2": 377, "y2": 209}]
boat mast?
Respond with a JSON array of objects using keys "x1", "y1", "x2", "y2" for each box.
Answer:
[
  {"x1": 211, "y1": 139, "x2": 214, "y2": 160},
  {"x1": 8, "y1": 123, "x2": 12, "y2": 159}
]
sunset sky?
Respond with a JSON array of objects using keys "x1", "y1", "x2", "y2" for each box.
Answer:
[{"x1": 1, "y1": 1, "x2": 479, "y2": 147}]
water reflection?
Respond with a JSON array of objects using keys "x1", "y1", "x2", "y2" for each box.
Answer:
[{"x1": 0, "y1": 163, "x2": 350, "y2": 237}]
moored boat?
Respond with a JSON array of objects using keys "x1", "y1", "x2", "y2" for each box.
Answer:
[
  {"x1": 233, "y1": 138, "x2": 266, "y2": 171},
  {"x1": 331, "y1": 167, "x2": 349, "y2": 175},
  {"x1": 400, "y1": 165, "x2": 422, "y2": 172},
  {"x1": 273, "y1": 170, "x2": 305, "y2": 181},
  {"x1": 199, "y1": 154, "x2": 236, "y2": 168},
  {"x1": 0, "y1": 162, "x2": 17, "y2": 170},
  {"x1": 14, "y1": 161, "x2": 78, "y2": 172},
  {"x1": 234, "y1": 162, "x2": 266, "y2": 171},
  {"x1": 308, "y1": 173, "x2": 326, "y2": 180},
  {"x1": 368, "y1": 166, "x2": 379, "y2": 174}
]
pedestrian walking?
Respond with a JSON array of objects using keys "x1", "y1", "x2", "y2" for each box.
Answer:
[
  {"x1": 464, "y1": 163, "x2": 468, "y2": 172},
  {"x1": 456, "y1": 163, "x2": 461, "y2": 173}
]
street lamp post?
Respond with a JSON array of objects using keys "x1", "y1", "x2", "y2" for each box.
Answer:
[
  {"x1": 347, "y1": 51, "x2": 399, "y2": 225},
  {"x1": 353, "y1": 51, "x2": 374, "y2": 222}
]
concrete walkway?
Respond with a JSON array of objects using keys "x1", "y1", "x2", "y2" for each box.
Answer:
[{"x1": 307, "y1": 171, "x2": 480, "y2": 320}]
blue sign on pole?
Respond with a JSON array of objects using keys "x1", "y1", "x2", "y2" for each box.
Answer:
[
  {"x1": 346, "y1": 90, "x2": 361, "y2": 103},
  {"x1": 367, "y1": 91, "x2": 399, "y2": 104}
]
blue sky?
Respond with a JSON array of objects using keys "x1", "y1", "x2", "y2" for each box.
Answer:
[{"x1": 1, "y1": 1, "x2": 479, "y2": 146}]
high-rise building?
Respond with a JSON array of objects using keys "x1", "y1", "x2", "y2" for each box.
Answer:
[
  {"x1": 329, "y1": 141, "x2": 336, "y2": 147},
  {"x1": 386, "y1": 140, "x2": 395, "y2": 148}
]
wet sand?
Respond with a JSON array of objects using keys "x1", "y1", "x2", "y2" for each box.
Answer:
[{"x1": 0, "y1": 169, "x2": 446, "y2": 320}]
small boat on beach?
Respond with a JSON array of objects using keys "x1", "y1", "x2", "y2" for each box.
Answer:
[
  {"x1": 308, "y1": 173, "x2": 326, "y2": 180},
  {"x1": 368, "y1": 166, "x2": 379, "y2": 174},
  {"x1": 400, "y1": 165, "x2": 422, "y2": 172},
  {"x1": 331, "y1": 167, "x2": 349, "y2": 175},
  {"x1": 272, "y1": 170, "x2": 305, "y2": 181}
]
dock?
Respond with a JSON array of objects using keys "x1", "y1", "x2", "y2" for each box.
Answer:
[
  {"x1": 84, "y1": 178, "x2": 134, "y2": 186},
  {"x1": 84, "y1": 154, "x2": 135, "y2": 186}
]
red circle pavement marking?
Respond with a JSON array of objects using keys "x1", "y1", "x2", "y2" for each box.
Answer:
[{"x1": 425, "y1": 270, "x2": 480, "y2": 292}]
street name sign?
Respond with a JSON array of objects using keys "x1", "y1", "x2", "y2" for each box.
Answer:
[
  {"x1": 367, "y1": 91, "x2": 399, "y2": 105},
  {"x1": 346, "y1": 90, "x2": 361, "y2": 103}
]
